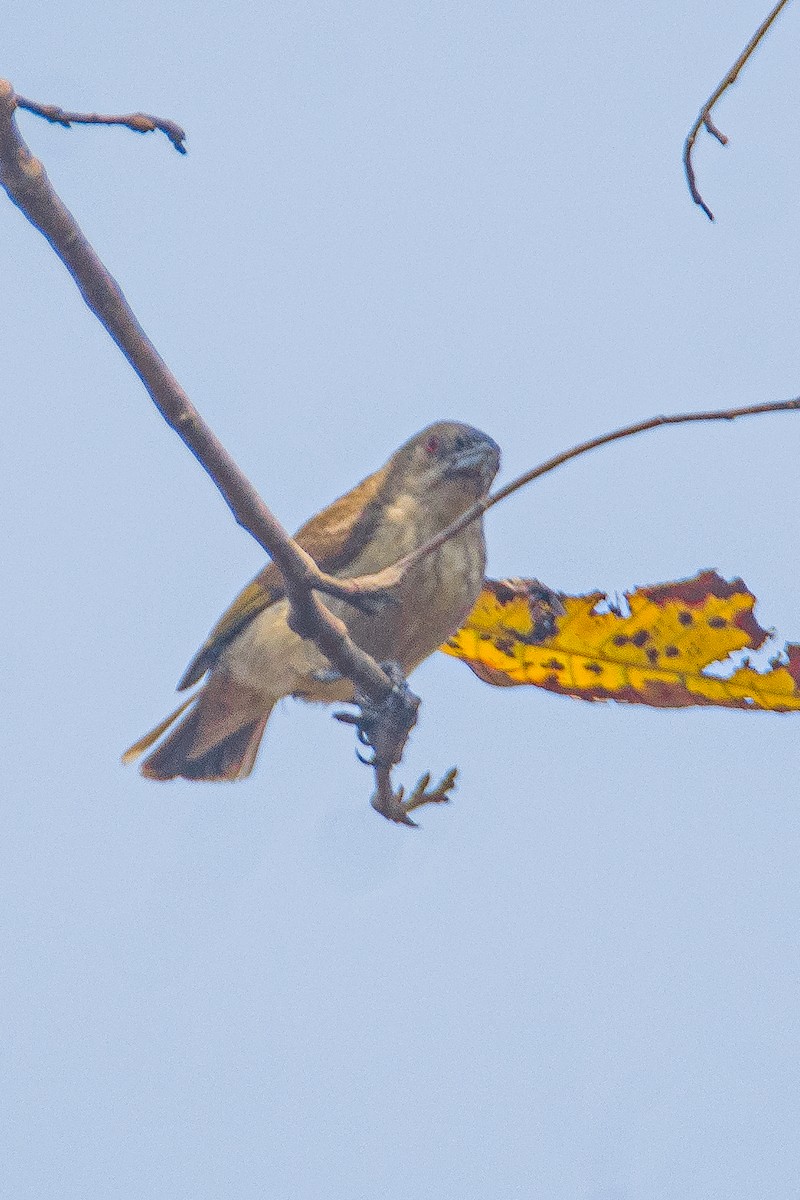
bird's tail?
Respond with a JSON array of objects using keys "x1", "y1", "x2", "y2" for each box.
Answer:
[{"x1": 122, "y1": 676, "x2": 272, "y2": 782}]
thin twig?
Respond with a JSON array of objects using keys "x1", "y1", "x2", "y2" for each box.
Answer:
[
  {"x1": 0, "y1": 79, "x2": 419, "y2": 808},
  {"x1": 16, "y1": 94, "x2": 187, "y2": 153},
  {"x1": 684, "y1": 0, "x2": 792, "y2": 220},
  {"x1": 337, "y1": 394, "x2": 800, "y2": 600}
]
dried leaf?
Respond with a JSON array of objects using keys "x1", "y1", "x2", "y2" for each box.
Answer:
[{"x1": 442, "y1": 571, "x2": 800, "y2": 711}]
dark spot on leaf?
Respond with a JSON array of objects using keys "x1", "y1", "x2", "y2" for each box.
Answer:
[
  {"x1": 664, "y1": 645, "x2": 680, "y2": 657},
  {"x1": 631, "y1": 629, "x2": 650, "y2": 647},
  {"x1": 514, "y1": 611, "x2": 559, "y2": 645},
  {"x1": 708, "y1": 616, "x2": 726, "y2": 628},
  {"x1": 613, "y1": 635, "x2": 628, "y2": 646},
  {"x1": 646, "y1": 647, "x2": 659, "y2": 665},
  {"x1": 678, "y1": 611, "x2": 693, "y2": 626},
  {"x1": 495, "y1": 638, "x2": 514, "y2": 656},
  {"x1": 543, "y1": 658, "x2": 564, "y2": 670},
  {"x1": 585, "y1": 662, "x2": 603, "y2": 674},
  {"x1": 532, "y1": 617, "x2": 556, "y2": 643}
]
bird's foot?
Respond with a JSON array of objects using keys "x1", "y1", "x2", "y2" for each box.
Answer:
[
  {"x1": 333, "y1": 660, "x2": 420, "y2": 767},
  {"x1": 333, "y1": 663, "x2": 456, "y2": 827},
  {"x1": 370, "y1": 767, "x2": 458, "y2": 827}
]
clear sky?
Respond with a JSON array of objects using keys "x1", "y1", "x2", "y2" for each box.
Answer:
[{"x1": 3, "y1": 3, "x2": 800, "y2": 1197}]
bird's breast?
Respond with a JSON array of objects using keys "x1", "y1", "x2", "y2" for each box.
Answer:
[
  {"x1": 222, "y1": 498, "x2": 486, "y2": 702},
  {"x1": 333, "y1": 515, "x2": 486, "y2": 673}
]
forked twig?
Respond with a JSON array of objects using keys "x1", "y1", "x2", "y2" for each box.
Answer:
[{"x1": 684, "y1": 0, "x2": 792, "y2": 220}]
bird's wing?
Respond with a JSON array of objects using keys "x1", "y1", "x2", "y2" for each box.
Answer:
[{"x1": 177, "y1": 461, "x2": 392, "y2": 690}]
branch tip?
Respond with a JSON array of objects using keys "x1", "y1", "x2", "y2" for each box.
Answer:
[
  {"x1": 15, "y1": 93, "x2": 187, "y2": 154},
  {"x1": 684, "y1": 0, "x2": 791, "y2": 219}
]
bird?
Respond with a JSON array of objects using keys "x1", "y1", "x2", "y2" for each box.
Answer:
[{"x1": 122, "y1": 421, "x2": 501, "y2": 782}]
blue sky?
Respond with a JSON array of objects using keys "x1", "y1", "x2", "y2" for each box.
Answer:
[{"x1": 3, "y1": 3, "x2": 800, "y2": 1197}]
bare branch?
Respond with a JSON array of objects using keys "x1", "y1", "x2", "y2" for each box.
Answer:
[
  {"x1": 338, "y1": 393, "x2": 800, "y2": 601},
  {"x1": 0, "y1": 79, "x2": 423, "y2": 811},
  {"x1": 16, "y1": 94, "x2": 187, "y2": 154},
  {"x1": 6, "y1": 72, "x2": 799, "y2": 818},
  {"x1": 684, "y1": 0, "x2": 792, "y2": 221}
]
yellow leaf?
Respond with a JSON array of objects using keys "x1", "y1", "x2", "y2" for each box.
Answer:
[{"x1": 441, "y1": 571, "x2": 800, "y2": 711}]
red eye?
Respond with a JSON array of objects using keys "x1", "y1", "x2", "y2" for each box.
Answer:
[{"x1": 424, "y1": 434, "x2": 440, "y2": 455}]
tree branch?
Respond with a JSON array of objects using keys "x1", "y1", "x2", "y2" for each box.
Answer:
[
  {"x1": 7, "y1": 75, "x2": 798, "y2": 821},
  {"x1": 0, "y1": 79, "x2": 423, "y2": 811},
  {"x1": 683, "y1": 0, "x2": 792, "y2": 221},
  {"x1": 16, "y1": 94, "x2": 187, "y2": 153},
  {"x1": 338, "y1": 394, "x2": 800, "y2": 600}
]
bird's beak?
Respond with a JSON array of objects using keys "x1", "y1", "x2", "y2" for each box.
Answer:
[{"x1": 445, "y1": 437, "x2": 501, "y2": 482}]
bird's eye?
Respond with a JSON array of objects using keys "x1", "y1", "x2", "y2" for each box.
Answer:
[
  {"x1": 454, "y1": 434, "x2": 467, "y2": 450},
  {"x1": 424, "y1": 434, "x2": 440, "y2": 455}
]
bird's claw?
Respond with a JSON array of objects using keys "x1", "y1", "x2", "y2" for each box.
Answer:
[
  {"x1": 334, "y1": 661, "x2": 419, "y2": 766},
  {"x1": 333, "y1": 664, "x2": 456, "y2": 827}
]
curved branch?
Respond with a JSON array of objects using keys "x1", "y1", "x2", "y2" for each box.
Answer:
[
  {"x1": 684, "y1": 0, "x2": 792, "y2": 221},
  {"x1": 339, "y1": 394, "x2": 800, "y2": 599},
  {"x1": 16, "y1": 94, "x2": 187, "y2": 153},
  {"x1": 0, "y1": 79, "x2": 421, "y2": 803}
]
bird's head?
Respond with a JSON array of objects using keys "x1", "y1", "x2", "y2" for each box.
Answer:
[{"x1": 398, "y1": 421, "x2": 501, "y2": 503}]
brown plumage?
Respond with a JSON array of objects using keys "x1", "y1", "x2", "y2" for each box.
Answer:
[{"x1": 123, "y1": 421, "x2": 501, "y2": 781}]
